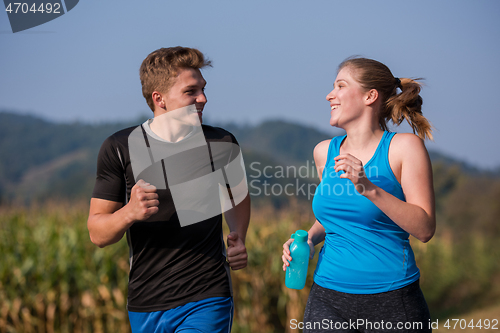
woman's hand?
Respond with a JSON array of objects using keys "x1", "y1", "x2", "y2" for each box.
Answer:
[
  {"x1": 334, "y1": 153, "x2": 373, "y2": 195},
  {"x1": 282, "y1": 238, "x2": 315, "y2": 271}
]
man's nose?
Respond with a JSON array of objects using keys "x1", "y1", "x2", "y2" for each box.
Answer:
[{"x1": 197, "y1": 92, "x2": 207, "y2": 104}]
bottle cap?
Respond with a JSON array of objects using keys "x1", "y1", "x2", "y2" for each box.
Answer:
[{"x1": 293, "y1": 230, "x2": 308, "y2": 242}]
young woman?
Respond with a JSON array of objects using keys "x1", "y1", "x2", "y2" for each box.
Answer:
[{"x1": 282, "y1": 57, "x2": 435, "y2": 332}]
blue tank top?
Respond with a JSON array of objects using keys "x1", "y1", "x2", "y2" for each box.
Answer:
[{"x1": 312, "y1": 131, "x2": 420, "y2": 294}]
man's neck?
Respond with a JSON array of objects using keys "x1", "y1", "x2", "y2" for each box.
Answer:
[{"x1": 149, "y1": 114, "x2": 193, "y2": 143}]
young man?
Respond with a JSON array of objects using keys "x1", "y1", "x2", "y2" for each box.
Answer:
[{"x1": 87, "y1": 47, "x2": 250, "y2": 333}]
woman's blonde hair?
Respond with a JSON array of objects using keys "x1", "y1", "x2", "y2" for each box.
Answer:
[{"x1": 339, "y1": 57, "x2": 433, "y2": 140}]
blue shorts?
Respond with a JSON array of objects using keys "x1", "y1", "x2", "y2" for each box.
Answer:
[{"x1": 128, "y1": 297, "x2": 233, "y2": 333}]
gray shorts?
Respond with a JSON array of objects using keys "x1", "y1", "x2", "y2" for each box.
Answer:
[{"x1": 303, "y1": 280, "x2": 431, "y2": 332}]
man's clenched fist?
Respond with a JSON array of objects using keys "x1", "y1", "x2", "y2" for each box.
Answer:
[{"x1": 128, "y1": 179, "x2": 159, "y2": 222}]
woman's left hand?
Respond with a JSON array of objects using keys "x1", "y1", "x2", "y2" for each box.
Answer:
[{"x1": 334, "y1": 154, "x2": 373, "y2": 194}]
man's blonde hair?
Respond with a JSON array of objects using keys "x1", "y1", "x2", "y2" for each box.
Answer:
[{"x1": 139, "y1": 47, "x2": 212, "y2": 112}]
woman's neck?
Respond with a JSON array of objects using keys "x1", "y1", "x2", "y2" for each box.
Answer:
[
  {"x1": 343, "y1": 126, "x2": 384, "y2": 150},
  {"x1": 339, "y1": 112, "x2": 385, "y2": 164}
]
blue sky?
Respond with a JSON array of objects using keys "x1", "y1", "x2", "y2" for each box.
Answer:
[{"x1": 1, "y1": 0, "x2": 499, "y2": 169}]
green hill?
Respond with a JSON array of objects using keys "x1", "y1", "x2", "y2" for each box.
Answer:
[{"x1": 0, "y1": 111, "x2": 497, "y2": 204}]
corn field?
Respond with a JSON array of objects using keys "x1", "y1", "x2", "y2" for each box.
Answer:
[
  {"x1": 0, "y1": 202, "x2": 129, "y2": 333},
  {"x1": 1, "y1": 200, "x2": 499, "y2": 333}
]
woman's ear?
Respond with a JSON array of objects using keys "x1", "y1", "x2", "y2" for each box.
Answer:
[{"x1": 365, "y1": 89, "x2": 379, "y2": 106}]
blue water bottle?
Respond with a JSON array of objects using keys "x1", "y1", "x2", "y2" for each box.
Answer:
[{"x1": 285, "y1": 230, "x2": 310, "y2": 290}]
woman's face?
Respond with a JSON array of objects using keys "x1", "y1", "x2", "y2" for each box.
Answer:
[{"x1": 326, "y1": 67, "x2": 368, "y2": 128}]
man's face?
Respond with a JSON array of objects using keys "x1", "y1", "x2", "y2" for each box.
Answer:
[{"x1": 161, "y1": 68, "x2": 207, "y2": 123}]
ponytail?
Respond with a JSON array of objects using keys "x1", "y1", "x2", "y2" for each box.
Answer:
[{"x1": 385, "y1": 78, "x2": 433, "y2": 140}]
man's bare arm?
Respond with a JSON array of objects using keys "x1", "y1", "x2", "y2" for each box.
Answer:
[
  {"x1": 87, "y1": 180, "x2": 159, "y2": 248},
  {"x1": 224, "y1": 193, "x2": 250, "y2": 270}
]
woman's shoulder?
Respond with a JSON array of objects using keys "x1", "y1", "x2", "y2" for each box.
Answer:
[
  {"x1": 314, "y1": 139, "x2": 332, "y2": 155},
  {"x1": 389, "y1": 132, "x2": 429, "y2": 167},
  {"x1": 314, "y1": 139, "x2": 332, "y2": 165},
  {"x1": 314, "y1": 139, "x2": 332, "y2": 151},
  {"x1": 391, "y1": 132, "x2": 427, "y2": 153}
]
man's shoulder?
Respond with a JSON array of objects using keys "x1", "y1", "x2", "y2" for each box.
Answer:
[
  {"x1": 201, "y1": 124, "x2": 238, "y2": 144},
  {"x1": 102, "y1": 124, "x2": 142, "y2": 147},
  {"x1": 109, "y1": 125, "x2": 142, "y2": 140}
]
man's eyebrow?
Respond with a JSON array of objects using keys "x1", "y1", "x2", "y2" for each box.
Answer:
[{"x1": 185, "y1": 81, "x2": 206, "y2": 89}]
